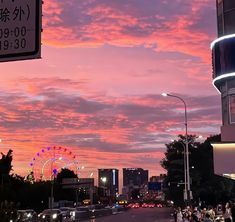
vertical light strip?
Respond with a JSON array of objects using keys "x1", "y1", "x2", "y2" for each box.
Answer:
[{"x1": 113, "y1": 169, "x2": 116, "y2": 186}]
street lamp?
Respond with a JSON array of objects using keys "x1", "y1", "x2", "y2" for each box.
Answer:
[{"x1": 162, "y1": 93, "x2": 192, "y2": 203}]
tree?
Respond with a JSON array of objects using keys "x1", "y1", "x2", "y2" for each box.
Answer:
[
  {"x1": 0, "y1": 149, "x2": 13, "y2": 185},
  {"x1": 161, "y1": 134, "x2": 235, "y2": 206},
  {"x1": 55, "y1": 168, "x2": 77, "y2": 184},
  {"x1": 161, "y1": 135, "x2": 199, "y2": 205},
  {"x1": 54, "y1": 168, "x2": 78, "y2": 202}
]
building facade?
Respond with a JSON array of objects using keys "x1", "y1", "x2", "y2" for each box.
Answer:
[
  {"x1": 122, "y1": 168, "x2": 148, "y2": 200},
  {"x1": 212, "y1": 0, "x2": 235, "y2": 142},
  {"x1": 212, "y1": 0, "x2": 235, "y2": 178},
  {"x1": 98, "y1": 169, "x2": 119, "y2": 197},
  {"x1": 123, "y1": 168, "x2": 148, "y2": 187}
]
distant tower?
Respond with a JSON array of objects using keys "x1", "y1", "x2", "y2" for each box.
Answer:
[{"x1": 212, "y1": 0, "x2": 235, "y2": 141}]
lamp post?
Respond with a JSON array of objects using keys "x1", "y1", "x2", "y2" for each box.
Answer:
[
  {"x1": 171, "y1": 139, "x2": 187, "y2": 202},
  {"x1": 162, "y1": 93, "x2": 191, "y2": 203}
]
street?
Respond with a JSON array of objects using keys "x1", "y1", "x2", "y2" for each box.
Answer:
[{"x1": 83, "y1": 207, "x2": 174, "y2": 222}]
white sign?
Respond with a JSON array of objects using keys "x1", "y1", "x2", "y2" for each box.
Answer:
[{"x1": 0, "y1": 0, "x2": 42, "y2": 62}]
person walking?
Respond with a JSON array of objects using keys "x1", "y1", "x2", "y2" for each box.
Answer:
[
  {"x1": 224, "y1": 202, "x2": 233, "y2": 222},
  {"x1": 208, "y1": 206, "x2": 215, "y2": 221},
  {"x1": 173, "y1": 207, "x2": 177, "y2": 222},
  {"x1": 176, "y1": 207, "x2": 183, "y2": 222},
  {"x1": 204, "y1": 213, "x2": 213, "y2": 222}
]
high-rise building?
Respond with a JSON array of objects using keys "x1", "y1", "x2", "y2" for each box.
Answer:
[
  {"x1": 122, "y1": 168, "x2": 148, "y2": 200},
  {"x1": 150, "y1": 174, "x2": 166, "y2": 183},
  {"x1": 212, "y1": 0, "x2": 235, "y2": 179},
  {"x1": 212, "y1": 0, "x2": 235, "y2": 141},
  {"x1": 123, "y1": 168, "x2": 148, "y2": 187},
  {"x1": 98, "y1": 169, "x2": 119, "y2": 196}
]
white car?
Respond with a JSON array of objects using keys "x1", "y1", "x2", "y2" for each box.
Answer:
[{"x1": 38, "y1": 209, "x2": 63, "y2": 222}]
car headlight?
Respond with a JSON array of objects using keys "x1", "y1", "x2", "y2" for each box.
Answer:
[
  {"x1": 70, "y1": 211, "x2": 75, "y2": 217},
  {"x1": 52, "y1": 213, "x2": 57, "y2": 219},
  {"x1": 42, "y1": 215, "x2": 46, "y2": 219},
  {"x1": 27, "y1": 213, "x2": 32, "y2": 218}
]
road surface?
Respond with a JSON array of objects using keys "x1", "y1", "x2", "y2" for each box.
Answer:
[{"x1": 84, "y1": 207, "x2": 174, "y2": 222}]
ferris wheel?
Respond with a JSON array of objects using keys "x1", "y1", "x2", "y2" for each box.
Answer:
[{"x1": 29, "y1": 146, "x2": 79, "y2": 181}]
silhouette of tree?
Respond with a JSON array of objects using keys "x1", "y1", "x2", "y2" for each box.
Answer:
[
  {"x1": 0, "y1": 149, "x2": 13, "y2": 184},
  {"x1": 54, "y1": 168, "x2": 78, "y2": 202},
  {"x1": 161, "y1": 134, "x2": 235, "y2": 206},
  {"x1": 55, "y1": 168, "x2": 77, "y2": 184},
  {"x1": 0, "y1": 150, "x2": 13, "y2": 175}
]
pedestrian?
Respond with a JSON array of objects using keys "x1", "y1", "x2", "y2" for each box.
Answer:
[
  {"x1": 208, "y1": 206, "x2": 215, "y2": 221},
  {"x1": 173, "y1": 207, "x2": 177, "y2": 222},
  {"x1": 231, "y1": 202, "x2": 235, "y2": 222},
  {"x1": 224, "y1": 202, "x2": 233, "y2": 222},
  {"x1": 204, "y1": 212, "x2": 213, "y2": 222},
  {"x1": 177, "y1": 207, "x2": 183, "y2": 222},
  {"x1": 201, "y1": 207, "x2": 207, "y2": 221},
  {"x1": 191, "y1": 207, "x2": 200, "y2": 222}
]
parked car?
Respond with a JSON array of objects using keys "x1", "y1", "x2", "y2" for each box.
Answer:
[{"x1": 38, "y1": 209, "x2": 63, "y2": 222}]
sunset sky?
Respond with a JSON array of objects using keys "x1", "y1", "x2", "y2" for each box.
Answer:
[{"x1": 0, "y1": 0, "x2": 220, "y2": 182}]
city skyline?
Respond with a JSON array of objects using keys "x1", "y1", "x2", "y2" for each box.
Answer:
[{"x1": 0, "y1": 0, "x2": 220, "y2": 180}]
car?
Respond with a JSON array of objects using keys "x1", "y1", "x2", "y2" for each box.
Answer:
[
  {"x1": 17, "y1": 209, "x2": 37, "y2": 222},
  {"x1": 59, "y1": 207, "x2": 75, "y2": 220},
  {"x1": 38, "y1": 209, "x2": 63, "y2": 222},
  {"x1": 69, "y1": 206, "x2": 90, "y2": 221},
  {"x1": 127, "y1": 203, "x2": 133, "y2": 208},
  {"x1": 156, "y1": 203, "x2": 163, "y2": 208},
  {"x1": 131, "y1": 203, "x2": 140, "y2": 208},
  {"x1": 142, "y1": 203, "x2": 148, "y2": 208},
  {"x1": 148, "y1": 203, "x2": 155, "y2": 208}
]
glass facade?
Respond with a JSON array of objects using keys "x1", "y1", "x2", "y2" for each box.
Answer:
[
  {"x1": 212, "y1": 36, "x2": 235, "y2": 80},
  {"x1": 217, "y1": 0, "x2": 235, "y2": 36},
  {"x1": 222, "y1": 95, "x2": 228, "y2": 125},
  {"x1": 230, "y1": 94, "x2": 235, "y2": 123}
]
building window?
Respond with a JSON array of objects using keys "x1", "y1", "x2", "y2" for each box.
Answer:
[
  {"x1": 222, "y1": 96, "x2": 228, "y2": 125},
  {"x1": 229, "y1": 94, "x2": 235, "y2": 123}
]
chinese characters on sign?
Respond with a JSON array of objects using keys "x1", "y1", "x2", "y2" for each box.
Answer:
[{"x1": 0, "y1": 0, "x2": 42, "y2": 62}]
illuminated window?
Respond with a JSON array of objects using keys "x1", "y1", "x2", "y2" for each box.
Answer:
[{"x1": 229, "y1": 94, "x2": 235, "y2": 123}]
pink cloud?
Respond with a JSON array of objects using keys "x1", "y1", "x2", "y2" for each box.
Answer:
[{"x1": 41, "y1": 0, "x2": 215, "y2": 63}]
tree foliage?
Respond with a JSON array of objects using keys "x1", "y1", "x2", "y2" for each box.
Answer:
[
  {"x1": 0, "y1": 149, "x2": 13, "y2": 183},
  {"x1": 161, "y1": 134, "x2": 235, "y2": 206},
  {"x1": 0, "y1": 151, "x2": 81, "y2": 212}
]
